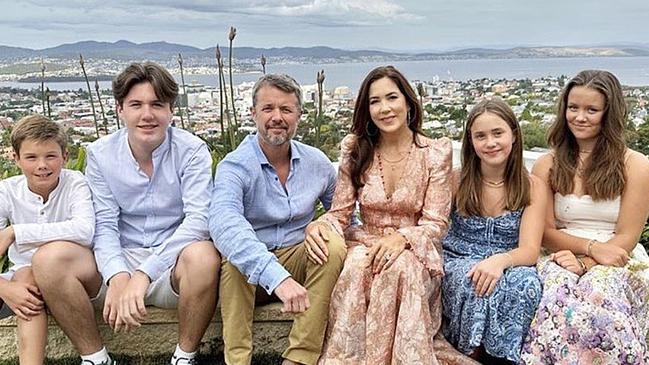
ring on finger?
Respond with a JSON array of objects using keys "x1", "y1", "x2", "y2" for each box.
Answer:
[{"x1": 384, "y1": 253, "x2": 391, "y2": 262}]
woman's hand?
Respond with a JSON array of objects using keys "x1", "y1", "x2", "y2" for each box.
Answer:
[
  {"x1": 304, "y1": 221, "x2": 333, "y2": 265},
  {"x1": 466, "y1": 254, "x2": 510, "y2": 297},
  {"x1": 366, "y1": 233, "x2": 407, "y2": 274},
  {"x1": 551, "y1": 250, "x2": 585, "y2": 275},
  {"x1": 589, "y1": 241, "x2": 629, "y2": 267}
]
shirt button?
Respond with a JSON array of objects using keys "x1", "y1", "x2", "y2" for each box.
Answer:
[{"x1": 40, "y1": 211, "x2": 45, "y2": 215}]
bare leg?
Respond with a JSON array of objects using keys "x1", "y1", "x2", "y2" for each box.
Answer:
[
  {"x1": 13, "y1": 267, "x2": 47, "y2": 365},
  {"x1": 32, "y1": 241, "x2": 104, "y2": 355},
  {"x1": 172, "y1": 241, "x2": 220, "y2": 352}
]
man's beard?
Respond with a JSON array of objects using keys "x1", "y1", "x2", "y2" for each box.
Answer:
[{"x1": 261, "y1": 123, "x2": 294, "y2": 146}]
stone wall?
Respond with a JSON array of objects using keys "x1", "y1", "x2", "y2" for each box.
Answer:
[{"x1": 0, "y1": 303, "x2": 292, "y2": 359}]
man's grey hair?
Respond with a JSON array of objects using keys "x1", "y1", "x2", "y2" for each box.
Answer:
[{"x1": 251, "y1": 74, "x2": 303, "y2": 111}]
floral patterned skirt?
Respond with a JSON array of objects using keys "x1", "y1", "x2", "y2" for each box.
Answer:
[
  {"x1": 521, "y1": 252, "x2": 649, "y2": 365},
  {"x1": 318, "y1": 245, "x2": 477, "y2": 365}
]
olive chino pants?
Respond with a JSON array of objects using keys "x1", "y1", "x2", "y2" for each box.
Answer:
[{"x1": 220, "y1": 234, "x2": 346, "y2": 365}]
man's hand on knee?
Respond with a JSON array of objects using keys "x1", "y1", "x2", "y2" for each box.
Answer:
[
  {"x1": 115, "y1": 271, "x2": 150, "y2": 333},
  {"x1": 274, "y1": 277, "x2": 310, "y2": 313}
]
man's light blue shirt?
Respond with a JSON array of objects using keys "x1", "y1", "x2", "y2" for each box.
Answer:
[
  {"x1": 210, "y1": 134, "x2": 336, "y2": 294},
  {"x1": 86, "y1": 127, "x2": 212, "y2": 284}
]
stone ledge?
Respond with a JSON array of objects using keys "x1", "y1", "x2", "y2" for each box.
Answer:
[{"x1": 0, "y1": 303, "x2": 293, "y2": 359}]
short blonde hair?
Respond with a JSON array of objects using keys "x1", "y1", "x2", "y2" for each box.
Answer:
[{"x1": 11, "y1": 114, "x2": 67, "y2": 156}]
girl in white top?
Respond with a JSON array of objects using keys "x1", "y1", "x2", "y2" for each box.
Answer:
[
  {"x1": 0, "y1": 115, "x2": 94, "y2": 365},
  {"x1": 521, "y1": 70, "x2": 649, "y2": 364}
]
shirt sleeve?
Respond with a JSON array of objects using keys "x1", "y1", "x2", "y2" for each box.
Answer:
[
  {"x1": 209, "y1": 159, "x2": 290, "y2": 294},
  {"x1": 0, "y1": 183, "x2": 9, "y2": 229},
  {"x1": 137, "y1": 143, "x2": 213, "y2": 282},
  {"x1": 396, "y1": 139, "x2": 452, "y2": 276},
  {"x1": 0, "y1": 183, "x2": 10, "y2": 256},
  {"x1": 320, "y1": 158, "x2": 337, "y2": 211},
  {"x1": 86, "y1": 148, "x2": 129, "y2": 284},
  {"x1": 12, "y1": 172, "x2": 95, "y2": 252}
]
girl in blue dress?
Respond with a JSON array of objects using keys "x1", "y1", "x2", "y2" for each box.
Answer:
[{"x1": 441, "y1": 98, "x2": 546, "y2": 364}]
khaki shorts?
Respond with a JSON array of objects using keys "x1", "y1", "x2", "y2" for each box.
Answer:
[{"x1": 91, "y1": 248, "x2": 180, "y2": 309}]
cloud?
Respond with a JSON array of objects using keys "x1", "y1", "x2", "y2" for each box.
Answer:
[{"x1": 19, "y1": 0, "x2": 422, "y2": 26}]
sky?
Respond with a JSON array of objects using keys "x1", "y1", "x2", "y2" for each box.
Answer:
[{"x1": 2, "y1": 0, "x2": 648, "y2": 51}]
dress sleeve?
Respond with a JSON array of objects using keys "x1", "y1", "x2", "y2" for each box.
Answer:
[
  {"x1": 318, "y1": 134, "x2": 358, "y2": 237},
  {"x1": 397, "y1": 138, "x2": 453, "y2": 276}
]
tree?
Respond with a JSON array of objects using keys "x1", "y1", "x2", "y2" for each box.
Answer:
[
  {"x1": 449, "y1": 106, "x2": 467, "y2": 122},
  {"x1": 629, "y1": 118, "x2": 649, "y2": 156},
  {"x1": 521, "y1": 121, "x2": 548, "y2": 150}
]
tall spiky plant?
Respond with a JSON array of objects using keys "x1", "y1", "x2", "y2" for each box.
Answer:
[
  {"x1": 316, "y1": 69, "x2": 325, "y2": 148},
  {"x1": 417, "y1": 83, "x2": 427, "y2": 107},
  {"x1": 177, "y1": 53, "x2": 189, "y2": 130},
  {"x1": 176, "y1": 104, "x2": 185, "y2": 129},
  {"x1": 215, "y1": 45, "x2": 225, "y2": 139},
  {"x1": 40, "y1": 58, "x2": 46, "y2": 114},
  {"x1": 115, "y1": 106, "x2": 121, "y2": 129},
  {"x1": 228, "y1": 26, "x2": 238, "y2": 131},
  {"x1": 260, "y1": 54, "x2": 266, "y2": 74},
  {"x1": 95, "y1": 79, "x2": 109, "y2": 134},
  {"x1": 45, "y1": 87, "x2": 51, "y2": 119},
  {"x1": 417, "y1": 83, "x2": 427, "y2": 118},
  {"x1": 79, "y1": 54, "x2": 100, "y2": 139},
  {"x1": 218, "y1": 45, "x2": 234, "y2": 150}
]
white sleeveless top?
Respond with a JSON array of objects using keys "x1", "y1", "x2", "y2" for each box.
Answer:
[{"x1": 554, "y1": 193, "x2": 649, "y2": 261}]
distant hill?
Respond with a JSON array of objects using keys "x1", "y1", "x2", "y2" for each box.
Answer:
[{"x1": 1, "y1": 41, "x2": 648, "y2": 62}]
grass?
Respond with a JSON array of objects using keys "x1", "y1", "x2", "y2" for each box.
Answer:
[{"x1": 0, "y1": 352, "x2": 282, "y2": 365}]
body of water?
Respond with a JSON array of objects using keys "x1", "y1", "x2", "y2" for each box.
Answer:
[{"x1": 2, "y1": 57, "x2": 649, "y2": 92}]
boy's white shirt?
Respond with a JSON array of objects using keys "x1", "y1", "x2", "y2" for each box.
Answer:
[{"x1": 0, "y1": 169, "x2": 95, "y2": 273}]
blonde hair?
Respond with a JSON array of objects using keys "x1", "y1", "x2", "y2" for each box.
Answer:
[{"x1": 11, "y1": 114, "x2": 67, "y2": 156}]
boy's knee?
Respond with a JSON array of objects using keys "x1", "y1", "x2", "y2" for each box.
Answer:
[
  {"x1": 12, "y1": 267, "x2": 37, "y2": 285},
  {"x1": 178, "y1": 241, "x2": 220, "y2": 274},
  {"x1": 32, "y1": 240, "x2": 77, "y2": 269}
]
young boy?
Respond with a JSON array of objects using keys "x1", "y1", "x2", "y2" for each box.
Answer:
[{"x1": 0, "y1": 114, "x2": 95, "y2": 365}]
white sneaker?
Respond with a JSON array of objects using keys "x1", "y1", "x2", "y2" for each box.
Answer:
[
  {"x1": 81, "y1": 358, "x2": 115, "y2": 365},
  {"x1": 170, "y1": 355, "x2": 197, "y2": 365}
]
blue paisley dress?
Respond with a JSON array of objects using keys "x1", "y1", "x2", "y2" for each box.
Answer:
[{"x1": 442, "y1": 209, "x2": 542, "y2": 363}]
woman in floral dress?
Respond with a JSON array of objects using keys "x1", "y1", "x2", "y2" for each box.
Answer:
[
  {"x1": 521, "y1": 70, "x2": 649, "y2": 364},
  {"x1": 306, "y1": 66, "x2": 476, "y2": 365}
]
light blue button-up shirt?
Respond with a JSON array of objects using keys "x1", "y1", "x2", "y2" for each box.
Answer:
[
  {"x1": 86, "y1": 127, "x2": 212, "y2": 284},
  {"x1": 210, "y1": 134, "x2": 336, "y2": 294}
]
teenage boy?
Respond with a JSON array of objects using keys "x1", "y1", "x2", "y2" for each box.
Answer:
[
  {"x1": 32, "y1": 62, "x2": 219, "y2": 365},
  {"x1": 0, "y1": 114, "x2": 95, "y2": 365}
]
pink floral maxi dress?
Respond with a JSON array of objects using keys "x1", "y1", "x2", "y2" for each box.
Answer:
[{"x1": 317, "y1": 135, "x2": 477, "y2": 365}]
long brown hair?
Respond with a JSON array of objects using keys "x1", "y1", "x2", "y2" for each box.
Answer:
[
  {"x1": 456, "y1": 98, "x2": 530, "y2": 216},
  {"x1": 348, "y1": 66, "x2": 425, "y2": 189},
  {"x1": 548, "y1": 70, "x2": 626, "y2": 200}
]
